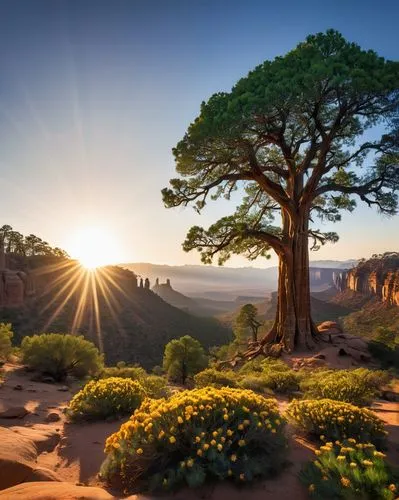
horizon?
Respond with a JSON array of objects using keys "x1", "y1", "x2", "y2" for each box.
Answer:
[{"x1": 0, "y1": 0, "x2": 398, "y2": 268}]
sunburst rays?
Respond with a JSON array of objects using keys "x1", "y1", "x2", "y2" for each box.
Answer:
[{"x1": 35, "y1": 259, "x2": 138, "y2": 353}]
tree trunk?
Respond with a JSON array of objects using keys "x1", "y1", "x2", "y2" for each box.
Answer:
[{"x1": 258, "y1": 211, "x2": 317, "y2": 353}]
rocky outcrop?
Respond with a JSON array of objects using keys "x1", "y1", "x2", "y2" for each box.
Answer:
[
  {"x1": 334, "y1": 253, "x2": 399, "y2": 306},
  {"x1": 0, "y1": 243, "x2": 33, "y2": 308},
  {"x1": 0, "y1": 426, "x2": 38, "y2": 490},
  {"x1": 0, "y1": 482, "x2": 119, "y2": 499}
]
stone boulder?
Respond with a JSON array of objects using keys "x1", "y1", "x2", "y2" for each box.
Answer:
[
  {"x1": 10, "y1": 424, "x2": 61, "y2": 454},
  {"x1": 0, "y1": 405, "x2": 30, "y2": 419},
  {"x1": 0, "y1": 426, "x2": 37, "y2": 490},
  {"x1": 317, "y1": 321, "x2": 343, "y2": 335},
  {"x1": 0, "y1": 482, "x2": 118, "y2": 499}
]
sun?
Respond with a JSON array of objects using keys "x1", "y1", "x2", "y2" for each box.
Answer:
[{"x1": 68, "y1": 226, "x2": 121, "y2": 269}]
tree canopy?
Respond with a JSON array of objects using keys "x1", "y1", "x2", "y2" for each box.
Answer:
[{"x1": 0, "y1": 224, "x2": 69, "y2": 258}]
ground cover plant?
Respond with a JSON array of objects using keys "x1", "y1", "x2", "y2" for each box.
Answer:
[
  {"x1": 101, "y1": 387, "x2": 287, "y2": 492},
  {"x1": 286, "y1": 399, "x2": 387, "y2": 447},
  {"x1": 300, "y1": 368, "x2": 391, "y2": 406},
  {"x1": 21, "y1": 333, "x2": 103, "y2": 381},
  {"x1": 194, "y1": 368, "x2": 238, "y2": 388},
  {"x1": 67, "y1": 377, "x2": 145, "y2": 421},
  {"x1": 301, "y1": 438, "x2": 398, "y2": 499}
]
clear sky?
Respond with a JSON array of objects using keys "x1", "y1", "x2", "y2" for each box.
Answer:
[{"x1": 0, "y1": 0, "x2": 398, "y2": 268}]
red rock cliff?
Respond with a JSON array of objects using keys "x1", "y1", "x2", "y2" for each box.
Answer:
[{"x1": 334, "y1": 252, "x2": 399, "y2": 306}]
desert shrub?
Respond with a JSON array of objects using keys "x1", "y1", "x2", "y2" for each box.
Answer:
[
  {"x1": 0, "y1": 323, "x2": 13, "y2": 360},
  {"x1": 238, "y1": 357, "x2": 289, "y2": 375},
  {"x1": 67, "y1": 377, "x2": 145, "y2": 421},
  {"x1": 21, "y1": 333, "x2": 103, "y2": 382},
  {"x1": 101, "y1": 365, "x2": 147, "y2": 380},
  {"x1": 300, "y1": 368, "x2": 391, "y2": 406},
  {"x1": 163, "y1": 335, "x2": 208, "y2": 384},
  {"x1": 142, "y1": 375, "x2": 170, "y2": 399},
  {"x1": 301, "y1": 438, "x2": 398, "y2": 499},
  {"x1": 101, "y1": 387, "x2": 287, "y2": 492},
  {"x1": 286, "y1": 399, "x2": 387, "y2": 447},
  {"x1": 238, "y1": 375, "x2": 274, "y2": 395},
  {"x1": 100, "y1": 366, "x2": 169, "y2": 398},
  {"x1": 369, "y1": 341, "x2": 399, "y2": 371},
  {"x1": 194, "y1": 368, "x2": 238, "y2": 388}
]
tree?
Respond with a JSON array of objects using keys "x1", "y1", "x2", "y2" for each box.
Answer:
[
  {"x1": 21, "y1": 333, "x2": 104, "y2": 382},
  {"x1": 0, "y1": 323, "x2": 13, "y2": 360},
  {"x1": 236, "y1": 304, "x2": 262, "y2": 343},
  {"x1": 163, "y1": 335, "x2": 208, "y2": 384},
  {"x1": 162, "y1": 30, "x2": 399, "y2": 353}
]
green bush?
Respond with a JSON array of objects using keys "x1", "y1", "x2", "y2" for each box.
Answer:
[
  {"x1": 369, "y1": 341, "x2": 399, "y2": 371},
  {"x1": 21, "y1": 333, "x2": 103, "y2": 382},
  {"x1": 194, "y1": 368, "x2": 238, "y2": 388},
  {"x1": 101, "y1": 387, "x2": 287, "y2": 492},
  {"x1": 300, "y1": 368, "x2": 391, "y2": 406},
  {"x1": 301, "y1": 438, "x2": 398, "y2": 499},
  {"x1": 163, "y1": 335, "x2": 208, "y2": 384},
  {"x1": 67, "y1": 377, "x2": 145, "y2": 421},
  {"x1": 286, "y1": 399, "x2": 387, "y2": 447},
  {"x1": 100, "y1": 366, "x2": 169, "y2": 399},
  {"x1": 238, "y1": 375, "x2": 274, "y2": 395},
  {"x1": 0, "y1": 323, "x2": 13, "y2": 360}
]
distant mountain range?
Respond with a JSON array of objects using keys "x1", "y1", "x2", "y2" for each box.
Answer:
[{"x1": 121, "y1": 260, "x2": 357, "y2": 301}]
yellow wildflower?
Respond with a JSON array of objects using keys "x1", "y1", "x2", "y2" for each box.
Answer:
[
  {"x1": 187, "y1": 459, "x2": 194, "y2": 468},
  {"x1": 136, "y1": 448, "x2": 143, "y2": 455},
  {"x1": 340, "y1": 477, "x2": 351, "y2": 488},
  {"x1": 238, "y1": 439, "x2": 246, "y2": 447},
  {"x1": 230, "y1": 454, "x2": 237, "y2": 462},
  {"x1": 169, "y1": 436, "x2": 176, "y2": 444},
  {"x1": 388, "y1": 484, "x2": 396, "y2": 492}
]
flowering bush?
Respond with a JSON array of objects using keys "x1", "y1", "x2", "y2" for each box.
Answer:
[
  {"x1": 100, "y1": 366, "x2": 169, "y2": 398},
  {"x1": 301, "y1": 438, "x2": 398, "y2": 499},
  {"x1": 194, "y1": 368, "x2": 238, "y2": 388},
  {"x1": 300, "y1": 368, "x2": 391, "y2": 406},
  {"x1": 286, "y1": 399, "x2": 387, "y2": 447},
  {"x1": 101, "y1": 387, "x2": 287, "y2": 492},
  {"x1": 67, "y1": 377, "x2": 145, "y2": 421}
]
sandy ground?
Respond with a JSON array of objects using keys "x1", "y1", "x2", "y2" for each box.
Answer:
[{"x1": 0, "y1": 363, "x2": 398, "y2": 500}]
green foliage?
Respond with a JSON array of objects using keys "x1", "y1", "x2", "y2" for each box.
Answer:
[
  {"x1": 286, "y1": 399, "x2": 387, "y2": 447},
  {"x1": 368, "y1": 341, "x2": 399, "y2": 371},
  {"x1": 0, "y1": 224, "x2": 69, "y2": 257},
  {"x1": 194, "y1": 368, "x2": 238, "y2": 388},
  {"x1": 238, "y1": 357, "x2": 301, "y2": 395},
  {"x1": 100, "y1": 365, "x2": 169, "y2": 398},
  {"x1": 375, "y1": 327, "x2": 398, "y2": 348},
  {"x1": 163, "y1": 30, "x2": 399, "y2": 267},
  {"x1": 301, "y1": 438, "x2": 398, "y2": 499},
  {"x1": 101, "y1": 387, "x2": 287, "y2": 492},
  {"x1": 163, "y1": 335, "x2": 208, "y2": 384},
  {"x1": 235, "y1": 304, "x2": 262, "y2": 342},
  {"x1": 300, "y1": 368, "x2": 391, "y2": 406},
  {"x1": 21, "y1": 333, "x2": 103, "y2": 382},
  {"x1": 238, "y1": 375, "x2": 274, "y2": 396},
  {"x1": 0, "y1": 323, "x2": 13, "y2": 360},
  {"x1": 67, "y1": 377, "x2": 145, "y2": 421}
]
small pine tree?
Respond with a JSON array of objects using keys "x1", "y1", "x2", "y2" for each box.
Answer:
[
  {"x1": 163, "y1": 335, "x2": 208, "y2": 384},
  {"x1": 0, "y1": 323, "x2": 13, "y2": 360}
]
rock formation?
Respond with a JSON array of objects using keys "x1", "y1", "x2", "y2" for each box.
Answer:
[
  {"x1": 0, "y1": 242, "x2": 32, "y2": 308},
  {"x1": 334, "y1": 253, "x2": 399, "y2": 306}
]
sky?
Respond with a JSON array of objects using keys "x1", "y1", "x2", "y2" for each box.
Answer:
[{"x1": 0, "y1": 0, "x2": 398, "y2": 268}]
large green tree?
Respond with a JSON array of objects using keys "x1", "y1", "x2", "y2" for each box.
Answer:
[{"x1": 163, "y1": 31, "x2": 399, "y2": 353}]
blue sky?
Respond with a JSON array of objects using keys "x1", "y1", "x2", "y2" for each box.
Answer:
[{"x1": 0, "y1": 0, "x2": 398, "y2": 267}]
